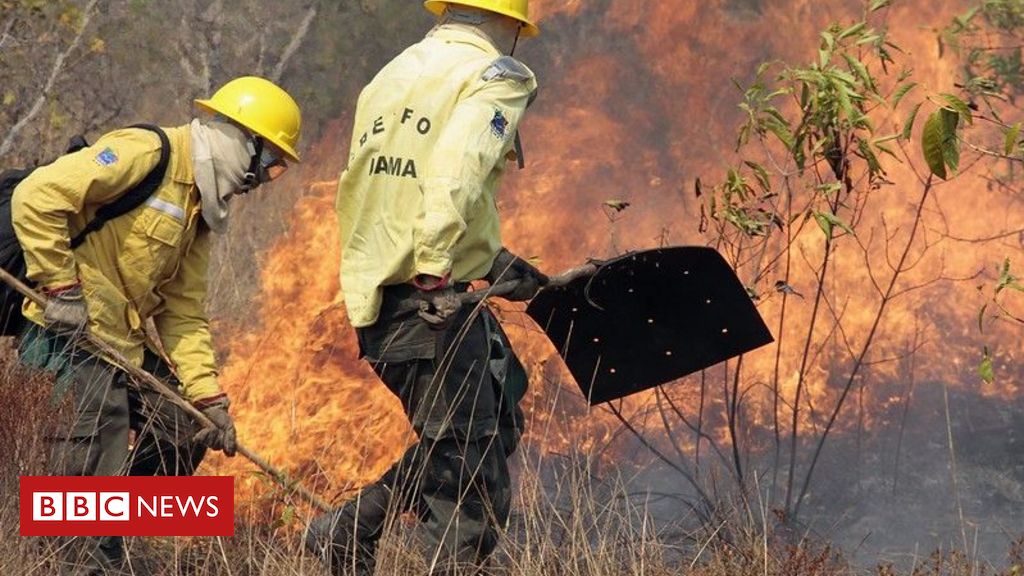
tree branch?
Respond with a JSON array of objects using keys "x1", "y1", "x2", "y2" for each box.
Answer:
[
  {"x1": 271, "y1": 3, "x2": 318, "y2": 83},
  {"x1": 0, "y1": 0, "x2": 100, "y2": 157}
]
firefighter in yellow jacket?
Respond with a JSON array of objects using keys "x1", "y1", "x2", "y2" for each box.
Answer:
[
  {"x1": 13, "y1": 76, "x2": 301, "y2": 574},
  {"x1": 307, "y1": 1, "x2": 547, "y2": 573}
]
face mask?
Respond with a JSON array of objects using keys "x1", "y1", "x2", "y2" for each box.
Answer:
[{"x1": 190, "y1": 118, "x2": 251, "y2": 233}]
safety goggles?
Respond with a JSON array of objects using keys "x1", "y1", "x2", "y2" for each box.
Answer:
[
  {"x1": 242, "y1": 137, "x2": 289, "y2": 191},
  {"x1": 259, "y1": 141, "x2": 288, "y2": 181}
]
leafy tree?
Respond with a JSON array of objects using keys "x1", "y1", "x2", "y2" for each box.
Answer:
[{"x1": 618, "y1": 1, "x2": 1014, "y2": 535}]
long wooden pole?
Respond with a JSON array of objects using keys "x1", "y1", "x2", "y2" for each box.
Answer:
[{"x1": 0, "y1": 267, "x2": 332, "y2": 512}]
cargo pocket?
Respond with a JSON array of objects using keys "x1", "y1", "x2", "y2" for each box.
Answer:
[
  {"x1": 146, "y1": 210, "x2": 184, "y2": 244},
  {"x1": 358, "y1": 317, "x2": 438, "y2": 364},
  {"x1": 145, "y1": 211, "x2": 184, "y2": 261},
  {"x1": 124, "y1": 209, "x2": 184, "y2": 287}
]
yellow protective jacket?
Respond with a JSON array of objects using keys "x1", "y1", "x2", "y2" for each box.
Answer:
[
  {"x1": 12, "y1": 125, "x2": 221, "y2": 402},
  {"x1": 337, "y1": 24, "x2": 538, "y2": 327}
]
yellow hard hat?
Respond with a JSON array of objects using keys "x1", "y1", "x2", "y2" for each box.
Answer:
[
  {"x1": 424, "y1": 0, "x2": 539, "y2": 37},
  {"x1": 195, "y1": 76, "x2": 302, "y2": 162}
]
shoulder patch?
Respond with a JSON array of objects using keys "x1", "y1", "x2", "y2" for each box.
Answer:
[
  {"x1": 482, "y1": 56, "x2": 533, "y2": 84},
  {"x1": 94, "y1": 147, "x2": 118, "y2": 167},
  {"x1": 490, "y1": 109, "x2": 510, "y2": 140}
]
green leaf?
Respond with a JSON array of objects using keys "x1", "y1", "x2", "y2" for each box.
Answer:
[
  {"x1": 940, "y1": 108, "x2": 960, "y2": 173},
  {"x1": 956, "y1": 6, "x2": 981, "y2": 29},
  {"x1": 816, "y1": 182, "x2": 843, "y2": 198},
  {"x1": 870, "y1": 0, "x2": 891, "y2": 11},
  {"x1": 766, "y1": 118, "x2": 796, "y2": 151},
  {"x1": 829, "y1": 68, "x2": 859, "y2": 86},
  {"x1": 939, "y1": 93, "x2": 973, "y2": 124},
  {"x1": 922, "y1": 109, "x2": 948, "y2": 179},
  {"x1": 737, "y1": 124, "x2": 751, "y2": 150},
  {"x1": 820, "y1": 30, "x2": 835, "y2": 51},
  {"x1": 856, "y1": 33, "x2": 883, "y2": 46},
  {"x1": 835, "y1": 81, "x2": 855, "y2": 122},
  {"x1": 842, "y1": 53, "x2": 876, "y2": 91},
  {"x1": 857, "y1": 139, "x2": 883, "y2": 175},
  {"x1": 813, "y1": 210, "x2": 854, "y2": 238},
  {"x1": 995, "y1": 258, "x2": 1024, "y2": 294},
  {"x1": 978, "y1": 348, "x2": 994, "y2": 384},
  {"x1": 814, "y1": 212, "x2": 833, "y2": 237},
  {"x1": 902, "y1": 101, "x2": 922, "y2": 140},
  {"x1": 875, "y1": 142, "x2": 901, "y2": 163},
  {"x1": 744, "y1": 160, "x2": 771, "y2": 192},
  {"x1": 891, "y1": 82, "x2": 917, "y2": 108},
  {"x1": 1005, "y1": 122, "x2": 1021, "y2": 156},
  {"x1": 838, "y1": 21, "x2": 867, "y2": 40}
]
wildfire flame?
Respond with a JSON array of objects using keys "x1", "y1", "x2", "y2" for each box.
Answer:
[{"x1": 210, "y1": 0, "x2": 1023, "y2": 508}]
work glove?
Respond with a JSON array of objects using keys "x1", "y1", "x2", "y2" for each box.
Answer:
[
  {"x1": 485, "y1": 248, "x2": 549, "y2": 302},
  {"x1": 416, "y1": 286, "x2": 463, "y2": 331},
  {"x1": 193, "y1": 395, "x2": 237, "y2": 457},
  {"x1": 42, "y1": 284, "x2": 89, "y2": 336}
]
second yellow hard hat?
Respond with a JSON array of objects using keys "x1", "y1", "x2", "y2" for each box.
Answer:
[{"x1": 424, "y1": 0, "x2": 540, "y2": 37}]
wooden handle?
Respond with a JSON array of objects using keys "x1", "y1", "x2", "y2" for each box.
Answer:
[{"x1": 0, "y1": 267, "x2": 332, "y2": 512}]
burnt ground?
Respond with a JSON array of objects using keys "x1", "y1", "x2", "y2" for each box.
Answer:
[{"x1": 517, "y1": 381, "x2": 1024, "y2": 570}]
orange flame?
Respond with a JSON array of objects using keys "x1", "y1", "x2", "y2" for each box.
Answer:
[{"x1": 210, "y1": 1, "x2": 1024, "y2": 505}]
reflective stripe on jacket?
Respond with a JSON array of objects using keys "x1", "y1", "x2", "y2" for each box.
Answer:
[
  {"x1": 12, "y1": 125, "x2": 220, "y2": 401},
  {"x1": 337, "y1": 24, "x2": 537, "y2": 327}
]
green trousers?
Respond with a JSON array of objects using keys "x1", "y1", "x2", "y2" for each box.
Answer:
[
  {"x1": 307, "y1": 286, "x2": 526, "y2": 575},
  {"x1": 19, "y1": 323, "x2": 206, "y2": 575}
]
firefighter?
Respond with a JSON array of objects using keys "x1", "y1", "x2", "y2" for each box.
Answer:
[
  {"x1": 306, "y1": 1, "x2": 546, "y2": 573},
  {"x1": 12, "y1": 76, "x2": 301, "y2": 574}
]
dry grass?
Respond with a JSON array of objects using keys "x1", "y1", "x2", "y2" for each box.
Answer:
[
  {"x1": 0, "y1": 275, "x2": 1020, "y2": 576},
  {"x1": 1, "y1": 350, "x2": 1022, "y2": 576}
]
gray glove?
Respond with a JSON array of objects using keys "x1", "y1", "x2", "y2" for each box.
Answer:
[
  {"x1": 193, "y1": 397, "x2": 237, "y2": 457},
  {"x1": 416, "y1": 287, "x2": 462, "y2": 330},
  {"x1": 43, "y1": 285, "x2": 89, "y2": 336},
  {"x1": 485, "y1": 248, "x2": 549, "y2": 301}
]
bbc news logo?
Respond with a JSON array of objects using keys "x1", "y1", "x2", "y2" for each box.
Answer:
[{"x1": 20, "y1": 476, "x2": 233, "y2": 536}]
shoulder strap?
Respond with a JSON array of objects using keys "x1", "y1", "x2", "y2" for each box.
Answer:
[{"x1": 70, "y1": 124, "x2": 171, "y2": 249}]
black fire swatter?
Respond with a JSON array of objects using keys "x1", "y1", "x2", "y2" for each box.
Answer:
[{"x1": 525, "y1": 247, "x2": 774, "y2": 405}]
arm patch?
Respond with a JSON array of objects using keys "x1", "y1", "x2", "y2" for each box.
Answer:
[{"x1": 482, "y1": 56, "x2": 533, "y2": 84}]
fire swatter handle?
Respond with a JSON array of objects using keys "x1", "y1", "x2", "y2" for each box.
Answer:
[
  {"x1": 458, "y1": 261, "x2": 600, "y2": 306},
  {"x1": 0, "y1": 267, "x2": 333, "y2": 512},
  {"x1": 396, "y1": 261, "x2": 600, "y2": 316}
]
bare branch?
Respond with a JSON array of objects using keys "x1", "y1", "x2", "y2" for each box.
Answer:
[
  {"x1": 175, "y1": 12, "x2": 204, "y2": 90},
  {"x1": 606, "y1": 403, "x2": 714, "y2": 525},
  {"x1": 794, "y1": 175, "x2": 936, "y2": 518},
  {"x1": 0, "y1": 0, "x2": 101, "y2": 157},
  {"x1": 272, "y1": 3, "x2": 318, "y2": 83},
  {"x1": 0, "y1": 17, "x2": 15, "y2": 51}
]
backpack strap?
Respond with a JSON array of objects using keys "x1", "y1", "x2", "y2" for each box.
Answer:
[{"x1": 70, "y1": 124, "x2": 171, "y2": 249}]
